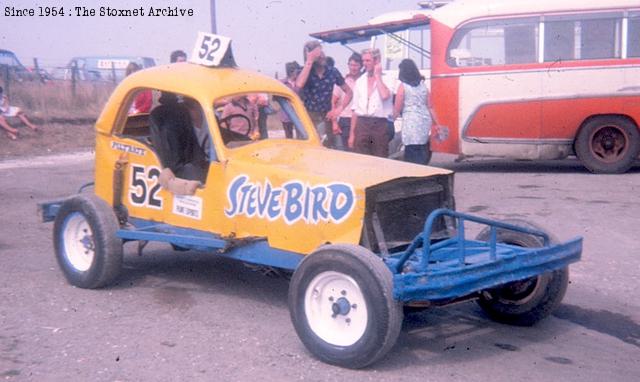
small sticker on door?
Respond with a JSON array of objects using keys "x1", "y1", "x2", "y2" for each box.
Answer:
[{"x1": 173, "y1": 195, "x2": 203, "y2": 220}]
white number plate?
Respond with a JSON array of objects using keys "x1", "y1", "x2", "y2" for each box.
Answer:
[
  {"x1": 97, "y1": 59, "x2": 130, "y2": 69},
  {"x1": 190, "y1": 32, "x2": 232, "y2": 67},
  {"x1": 129, "y1": 164, "x2": 163, "y2": 209}
]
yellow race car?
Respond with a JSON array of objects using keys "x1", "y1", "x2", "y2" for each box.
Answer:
[{"x1": 40, "y1": 33, "x2": 581, "y2": 369}]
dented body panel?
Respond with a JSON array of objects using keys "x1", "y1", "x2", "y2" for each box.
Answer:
[{"x1": 91, "y1": 63, "x2": 453, "y2": 256}]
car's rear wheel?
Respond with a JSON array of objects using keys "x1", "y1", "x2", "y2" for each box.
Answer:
[
  {"x1": 288, "y1": 244, "x2": 402, "y2": 368},
  {"x1": 53, "y1": 194, "x2": 123, "y2": 289},
  {"x1": 475, "y1": 220, "x2": 569, "y2": 326}
]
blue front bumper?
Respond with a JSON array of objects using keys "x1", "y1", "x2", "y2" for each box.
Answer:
[{"x1": 384, "y1": 209, "x2": 582, "y2": 302}]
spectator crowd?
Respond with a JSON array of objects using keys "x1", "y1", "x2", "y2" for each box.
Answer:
[
  {"x1": 2, "y1": 43, "x2": 435, "y2": 166},
  {"x1": 286, "y1": 41, "x2": 435, "y2": 165}
]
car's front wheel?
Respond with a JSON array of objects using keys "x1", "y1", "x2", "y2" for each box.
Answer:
[
  {"x1": 475, "y1": 220, "x2": 568, "y2": 326},
  {"x1": 288, "y1": 244, "x2": 402, "y2": 368},
  {"x1": 478, "y1": 268, "x2": 569, "y2": 326}
]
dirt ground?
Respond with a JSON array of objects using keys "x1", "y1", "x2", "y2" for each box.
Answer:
[
  {"x1": 0, "y1": 121, "x2": 95, "y2": 160},
  {"x1": 2, "y1": 154, "x2": 638, "y2": 381}
]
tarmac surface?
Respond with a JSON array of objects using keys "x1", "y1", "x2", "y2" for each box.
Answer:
[{"x1": 1, "y1": 152, "x2": 638, "y2": 381}]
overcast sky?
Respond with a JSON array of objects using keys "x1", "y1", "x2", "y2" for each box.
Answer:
[{"x1": 2, "y1": 0, "x2": 423, "y2": 76}]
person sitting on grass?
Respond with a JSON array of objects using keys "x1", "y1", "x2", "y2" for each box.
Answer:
[
  {"x1": 0, "y1": 86, "x2": 38, "y2": 139},
  {"x1": 0, "y1": 115, "x2": 19, "y2": 140}
]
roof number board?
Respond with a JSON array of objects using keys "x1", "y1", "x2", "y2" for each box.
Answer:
[{"x1": 190, "y1": 32, "x2": 232, "y2": 67}]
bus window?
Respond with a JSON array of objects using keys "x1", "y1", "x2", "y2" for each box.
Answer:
[
  {"x1": 447, "y1": 17, "x2": 538, "y2": 67},
  {"x1": 380, "y1": 25, "x2": 431, "y2": 71},
  {"x1": 382, "y1": 34, "x2": 404, "y2": 71},
  {"x1": 628, "y1": 12, "x2": 640, "y2": 58},
  {"x1": 407, "y1": 27, "x2": 431, "y2": 70},
  {"x1": 544, "y1": 13, "x2": 622, "y2": 62}
]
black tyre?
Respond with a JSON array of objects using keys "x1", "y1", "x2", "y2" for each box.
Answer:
[
  {"x1": 575, "y1": 116, "x2": 640, "y2": 173},
  {"x1": 53, "y1": 194, "x2": 123, "y2": 289},
  {"x1": 475, "y1": 220, "x2": 568, "y2": 326},
  {"x1": 288, "y1": 244, "x2": 403, "y2": 368}
]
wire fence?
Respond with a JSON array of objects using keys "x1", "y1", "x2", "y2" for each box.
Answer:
[
  {"x1": 1, "y1": 59, "x2": 116, "y2": 123},
  {"x1": 0, "y1": 55, "x2": 283, "y2": 124},
  {"x1": 1, "y1": 57, "x2": 121, "y2": 91}
]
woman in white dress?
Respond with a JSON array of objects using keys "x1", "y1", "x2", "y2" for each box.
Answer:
[{"x1": 393, "y1": 59, "x2": 435, "y2": 165}]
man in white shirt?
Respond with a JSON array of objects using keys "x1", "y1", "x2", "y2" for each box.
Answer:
[
  {"x1": 332, "y1": 52, "x2": 363, "y2": 150},
  {"x1": 348, "y1": 48, "x2": 393, "y2": 157}
]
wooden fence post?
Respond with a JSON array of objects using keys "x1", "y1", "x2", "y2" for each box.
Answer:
[
  {"x1": 33, "y1": 57, "x2": 47, "y2": 84},
  {"x1": 32, "y1": 57, "x2": 45, "y2": 122},
  {"x1": 71, "y1": 59, "x2": 78, "y2": 99},
  {"x1": 33, "y1": 57, "x2": 45, "y2": 83}
]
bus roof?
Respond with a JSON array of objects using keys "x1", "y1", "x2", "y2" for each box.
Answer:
[
  {"x1": 433, "y1": 0, "x2": 640, "y2": 28},
  {"x1": 312, "y1": 0, "x2": 640, "y2": 44},
  {"x1": 367, "y1": 9, "x2": 433, "y2": 25},
  {"x1": 310, "y1": 14, "x2": 430, "y2": 44},
  {"x1": 310, "y1": 3, "x2": 452, "y2": 44}
]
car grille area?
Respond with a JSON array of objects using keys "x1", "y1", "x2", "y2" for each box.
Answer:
[{"x1": 362, "y1": 175, "x2": 455, "y2": 255}]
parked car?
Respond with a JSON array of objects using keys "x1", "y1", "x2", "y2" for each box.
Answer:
[
  {"x1": 63, "y1": 56, "x2": 156, "y2": 82},
  {"x1": 0, "y1": 49, "x2": 46, "y2": 82},
  {"x1": 39, "y1": 33, "x2": 582, "y2": 369}
]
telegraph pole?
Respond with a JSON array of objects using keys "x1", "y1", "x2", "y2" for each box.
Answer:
[{"x1": 210, "y1": 0, "x2": 217, "y2": 33}]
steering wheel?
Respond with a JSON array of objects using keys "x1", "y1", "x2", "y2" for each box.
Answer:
[{"x1": 218, "y1": 114, "x2": 253, "y2": 136}]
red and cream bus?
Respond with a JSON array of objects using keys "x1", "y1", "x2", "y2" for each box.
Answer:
[{"x1": 312, "y1": 0, "x2": 640, "y2": 173}]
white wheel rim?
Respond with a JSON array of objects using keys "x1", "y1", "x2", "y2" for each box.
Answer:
[
  {"x1": 61, "y1": 212, "x2": 95, "y2": 272},
  {"x1": 304, "y1": 271, "x2": 368, "y2": 347}
]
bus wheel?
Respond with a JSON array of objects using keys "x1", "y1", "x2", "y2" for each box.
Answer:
[
  {"x1": 288, "y1": 244, "x2": 403, "y2": 368},
  {"x1": 475, "y1": 220, "x2": 568, "y2": 326},
  {"x1": 53, "y1": 194, "x2": 123, "y2": 289},
  {"x1": 575, "y1": 116, "x2": 640, "y2": 173}
]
